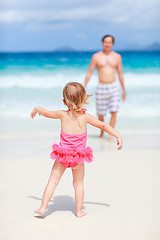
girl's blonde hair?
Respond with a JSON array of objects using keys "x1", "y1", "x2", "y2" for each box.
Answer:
[{"x1": 63, "y1": 82, "x2": 91, "y2": 111}]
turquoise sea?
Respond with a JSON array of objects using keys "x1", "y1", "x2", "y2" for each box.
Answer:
[{"x1": 0, "y1": 51, "x2": 160, "y2": 136}]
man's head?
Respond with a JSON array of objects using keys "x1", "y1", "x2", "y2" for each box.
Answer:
[{"x1": 102, "y1": 35, "x2": 114, "y2": 51}]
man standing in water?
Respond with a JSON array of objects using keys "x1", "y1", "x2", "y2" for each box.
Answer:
[{"x1": 84, "y1": 35, "x2": 126, "y2": 137}]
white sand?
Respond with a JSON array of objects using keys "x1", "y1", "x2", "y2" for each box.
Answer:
[{"x1": 1, "y1": 133, "x2": 160, "y2": 240}]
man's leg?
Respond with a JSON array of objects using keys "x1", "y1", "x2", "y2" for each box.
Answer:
[
  {"x1": 98, "y1": 115, "x2": 104, "y2": 137},
  {"x1": 96, "y1": 84, "x2": 107, "y2": 138},
  {"x1": 110, "y1": 112, "x2": 117, "y2": 128},
  {"x1": 108, "y1": 82, "x2": 120, "y2": 129}
]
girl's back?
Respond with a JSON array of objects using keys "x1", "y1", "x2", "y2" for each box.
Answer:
[{"x1": 60, "y1": 110, "x2": 87, "y2": 135}]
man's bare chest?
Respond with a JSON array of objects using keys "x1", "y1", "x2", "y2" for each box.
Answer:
[{"x1": 96, "y1": 56, "x2": 118, "y2": 69}]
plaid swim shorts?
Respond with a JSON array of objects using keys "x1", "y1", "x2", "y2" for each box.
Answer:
[{"x1": 95, "y1": 82, "x2": 120, "y2": 116}]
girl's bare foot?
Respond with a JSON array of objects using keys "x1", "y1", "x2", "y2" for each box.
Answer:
[
  {"x1": 76, "y1": 211, "x2": 87, "y2": 218},
  {"x1": 34, "y1": 208, "x2": 46, "y2": 215}
]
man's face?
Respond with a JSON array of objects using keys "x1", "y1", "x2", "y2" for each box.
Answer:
[{"x1": 102, "y1": 37, "x2": 113, "y2": 51}]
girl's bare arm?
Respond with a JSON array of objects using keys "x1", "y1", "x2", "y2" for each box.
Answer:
[
  {"x1": 86, "y1": 113, "x2": 123, "y2": 149},
  {"x1": 30, "y1": 106, "x2": 64, "y2": 119}
]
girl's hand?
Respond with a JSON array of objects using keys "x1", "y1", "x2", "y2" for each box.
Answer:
[
  {"x1": 117, "y1": 136, "x2": 123, "y2": 150},
  {"x1": 30, "y1": 109, "x2": 37, "y2": 119}
]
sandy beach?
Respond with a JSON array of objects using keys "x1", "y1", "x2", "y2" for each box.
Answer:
[
  {"x1": 1, "y1": 50, "x2": 160, "y2": 240},
  {"x1": 1, "y1": 125, "x2": 160, "y2": 240}
]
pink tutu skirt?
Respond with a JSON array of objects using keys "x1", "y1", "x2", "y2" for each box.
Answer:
[{"x1": 50, "y1": 144, "x2": 93, "y2": 165}]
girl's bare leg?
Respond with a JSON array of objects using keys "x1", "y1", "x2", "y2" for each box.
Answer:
[
  {"x1": 34, "y1": 161, "x2": 66, "y2": 214},
  {"x1": 72, "y1": 163, "x2": 87, "y2": 218}
]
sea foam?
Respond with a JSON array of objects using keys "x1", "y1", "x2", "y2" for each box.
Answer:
[{"x1": 0, "y1": 72, "x2": 160, "y2": 89}]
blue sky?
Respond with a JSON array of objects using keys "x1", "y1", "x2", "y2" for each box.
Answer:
[{"x1": 0, "y1": 0, "x2": 160, "y2": 51}]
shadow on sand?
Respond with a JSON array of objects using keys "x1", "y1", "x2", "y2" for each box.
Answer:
[{"x1": 29, "y1": 195, "x2": 110, "y2": 219}]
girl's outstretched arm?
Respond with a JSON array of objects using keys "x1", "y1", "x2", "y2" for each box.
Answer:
[
  {"x1": 30, "y1": 106, "x2": 63, "y2": 119},
  {"x1": 86, "y1": 113, "x2": 123, "y2": 150}
]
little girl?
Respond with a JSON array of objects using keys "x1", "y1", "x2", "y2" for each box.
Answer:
[{"x1": 31, "y1": 82, "x2": 123, "y2": 218}]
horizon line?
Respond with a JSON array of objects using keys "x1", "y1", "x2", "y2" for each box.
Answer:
[{"x1": 0, "y1": 49, "x2": 160, "y2": 53}]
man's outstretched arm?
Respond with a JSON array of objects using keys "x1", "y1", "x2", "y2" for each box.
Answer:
[
  {"x1": 84, "y1": 55, "x2": 96, "y2": 88},
  {"x1": 117, "y1": 55, "x2": 126, "y2": 101}
]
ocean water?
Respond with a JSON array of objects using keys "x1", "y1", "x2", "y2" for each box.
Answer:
[{"x1": 0, "y1": 51, "x2": 160, "y2": 135}]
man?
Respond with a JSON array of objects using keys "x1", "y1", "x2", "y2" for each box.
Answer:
[{"x1": 84, "y1": 35, "x2": 126, "y2": 137}]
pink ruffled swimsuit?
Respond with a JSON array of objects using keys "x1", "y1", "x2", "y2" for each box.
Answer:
[{"x1": 50, "y1": 129, "x2": 93, "y2": 168}]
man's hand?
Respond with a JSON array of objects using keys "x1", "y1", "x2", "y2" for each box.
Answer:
[{"x1": 122, "y1": 92, "x2": 126, "y2": 101}]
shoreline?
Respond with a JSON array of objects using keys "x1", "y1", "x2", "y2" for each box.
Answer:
[
  {"x1": 0, "y1": 115, "x2": 160, "y2": 155},
  {"x1": 1, "y1": 129, "x2": 160, "y2": 163}
]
